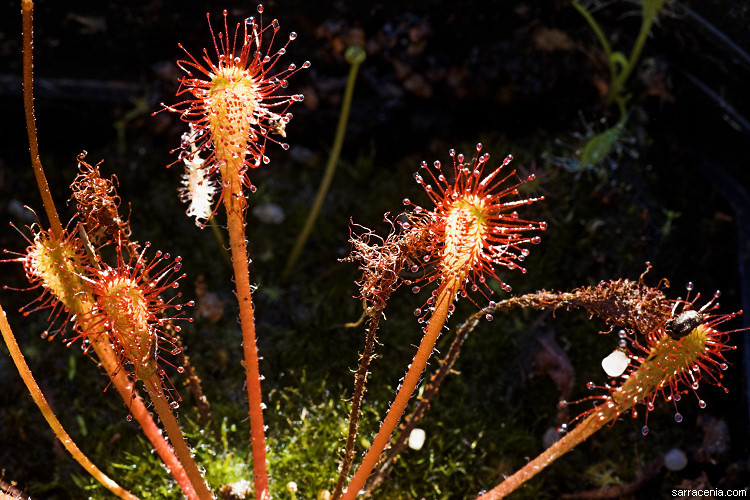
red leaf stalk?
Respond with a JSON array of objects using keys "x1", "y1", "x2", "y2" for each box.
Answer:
[
  {"x1": 0, "y1": 302, "x2": 139, "y2": 500},
  {"x1": 341, "y1": 146, "x2": 544, "y2": 498},
  {"x1": 13, "y1": 228, "x2": 205, "y2": 499},
  {"x1": 478, "y1": 291, "x2": 739, "y2": 499},
  {"x1": 340, "y1": 277, "x2": 459, "y2": 500},
  {"x1": 164, "y1": 8, "x2": 308, "y2": 497},
  {"x1": 21, "y1": 0, "x2": 62, "y2": 238}
]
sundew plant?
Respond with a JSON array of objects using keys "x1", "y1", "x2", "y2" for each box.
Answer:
[{"x1": 2, "y1": 1, "x2": 748, "y2": 499}]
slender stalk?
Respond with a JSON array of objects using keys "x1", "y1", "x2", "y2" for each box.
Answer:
[
  {"x1": 476, "y1": 282, "x2": 722, "y2": 499},
  {"x1": 366, "y1": 287, "x2": 632, "y2": 495},
  {"x1": 609, "y1": 13, "x2": 653, "y2": 104},
  {"x1": 142, "y1": 379, "x2": 214, "y2": 500},
  {"x1": 332, "y1": 312, "x2": 382, "y2": 499},
  {"x1": 283, "y1": 47, "x2": 364, "y2": 280},
  {"x1": 340, "y1": 278, "x2": 459, "y2": 500},
  {"x1": 0, "y1": 303, "x2": 139, "y2": 500},
  {"x1": 571, "y1": 0, "x2": 616, "y2": 91},
  {"x1": 87, "y1": 334, "x2": 200, "y2": 500},
  {"x1": 22, "y1": 2, "x2": 200, "y2": 491},
  {"x1": 222, "y1": 157, "x2": 269, "y2": 500},
  {"x1": 21, "y1": 0, "x2": 62, "y2": 238},
  {"x1": 366, "y1": 311, "x2": 480, "y2": 494},
  {"x1": 476, "y1": 409, "x2": 611, "y2": 500}
]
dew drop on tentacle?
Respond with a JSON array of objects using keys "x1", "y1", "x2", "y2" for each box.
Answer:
[
  {"x1": 674, "y1": 413, "x2": 683, "y2": 423},
  {"x1": 641, "y1": 425, "x2": 649, "y2": 436}
]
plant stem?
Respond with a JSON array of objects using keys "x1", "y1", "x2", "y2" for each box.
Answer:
[
  {"x1": 87, "y1": 334, "x2": 200, "y2": 500},
  {"x1": 609, "y1": 13, "x2": 652, "y2": 104},
  {"x1": 222, "y1": 158, "x2": 269, "y2": 500},
  {"x1": 333, "y1": 312, "x2": 382, "y2": 499},
  {"x1": 571, "y1": 0, "x2": 616, "y2": 92},
  {"x1": 142, "y1": 378, "x2": 214, "y2": 500},
  {"x1": 476, "y1": 409, "x2": 612, "y2": 500},
  {"x1": 366, "y1": 310, "x2": 480, "y2": 494},
  {"x1": 21, "y1": 0, "x2": 62, "y2": 238},
  {"x1": 0, "y1": 303, "x2": 139, "y2": 500},
  {"x1": 283, "y1": 49, "x2": 363, "y2": 280},
  {"x1": 340, "y1": 278, "x2": 458, "y2": 500},
  {"x1": 607, "y1": 0, "x2": 665, "y2": 106}
]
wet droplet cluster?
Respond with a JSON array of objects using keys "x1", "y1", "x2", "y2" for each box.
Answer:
[
  {"x1": 165, "y1": 5, "x2": 309, "y2": 195},
  {"x1": 561, "y1": 282, "x2": 739, "y2": 436},
  {"x1": 402, "y1": 144, "x2": 546, "y2": 320}
]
